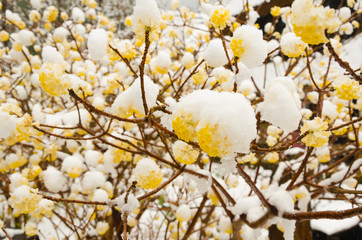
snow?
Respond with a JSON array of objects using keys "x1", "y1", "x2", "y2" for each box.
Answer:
[
  {"x1": 281, "y1": 219, "x2": 296, "y2": 240},
  {"x1": 0, "y1": 111, "x2": 17, "y2": 139},
  {"x1": 93, "y1": 189, "x2": 109, "y2": 202},
  {"x1": 61, "y1": 155, "x2": 83, "y2": 172},
  {"x1": 176, "y1": 204, "x2": 191, "y2": 222},
  {"x1": 42, "y1": 166, "x2": 67, "y2": 193},
  {"x1": 258, "y1": 82, "x2": 301, "y2": 133},
  {"x1": 132, "y1": 0, "x2": 161, "y2": 28},
  {"x1": 53, "y1": 27, "x2": 69, "y2": 42},
  {"x1": 203, "y1": 39, "x2": 229, "y2": 68},
  {"x1": 18, "y1": 30, "x2": 35, "y2": 46},
  {"x1": 232, "y1": 25, "x2": 268, "y2": 68},
  {"x1": 311, "y1": 200, "x2": 360, "y2": 235},
  {"x1": 84, "y1": 150, "x2": 103, "y2": 167},
  {"x1": 268, "y1": 188, "x2": 294, "y2": 215},
  {"x1": 174, "y1": 90, "x2": 257, "y2": 156},
  {"x1": 82, "y1": 170, "x2": 106, "y2": 193},
  {"x1": 71, "y1": 7, "x2": 85, "y2": 23},
  {"x1": 114, "y1": 192, "x2": 139, "y2": 213},
  {"x1": 319, "y1": 158, "x2": 362, "y2": 186},
  {"x1": 41, "y1": 46, "x2": 64, "y2": 64},
  {"x1": 111, "y1": 75, "x2": 159, "y2": 117},
  {"x1": 87, "y1": 29, "x2": 108, "y2": 61}
]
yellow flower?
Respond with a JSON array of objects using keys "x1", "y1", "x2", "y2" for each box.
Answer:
[
  {"x1": 270, "y1": 6, "x2": 281, "y2": 17},
  {"x1": 301, "y1": 117, "x2": 331, "y2": 147},
  {"x1": 230, "y1": 37, "x2": 245, "y2": 58},
  {"x1": 46, "y1": 6, "x2": 59, "y2": 22},
  {"x1": 39, "y1": 62, "x2": 71, "y2": 96},
  {"x1": 134, "y1": 158, "x2": 163, "y2": 190},
  {"x1": 290, "y1": 0, "x2": 340, "y2": 45},
  {"x1": 96, "y1": 222, "x2": 109, "y2": 236},
  {"x1": 0, "y1": 30, "x2": 9, "y2": 42},
  {"x1": 172, "y1": 140, "x2": 199, "y2": 164},
  {"x1": 265, "y1": 152, "x2": 279, "y2": 163},
  {"x1": 172, "y1": 109, "x2": 198, "y2": 142},
  {"x1": 196, "y1": 123, "x2": 232, "y2": 157},
  {"x1": 10, "y1": 185, "x2": 42, "y2": 214},
  {"x1": 25, "y1": 222, "x2": 38, "y2": 236},
  {"x1": 210, "y1": 6, "x2": 231, "y2": 30},
  {"x1": 332, "y1": 77, "x2": 360, "y2": 100}
]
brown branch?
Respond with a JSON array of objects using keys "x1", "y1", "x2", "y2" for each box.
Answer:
[
  {"x1": 108, "y1": 44, "x2": 138, "y2": 77},
  {"x1": 139, "y1": 30, "x2": 151, "y2": 116},
  {"x1": 175, "y1": 59, "x2": 205, "y2": 99},
  {"x1": 283, "y1": 206, "x2": 362, "y2": 220},
  {"x1": 237, "y1": 163, "x2": 278, "y2": 215},
  {"x1": 68, "y1": 89, "x2": 145, "y2": 123},
  {"x1": 286, "y1": 147, "x2": 313, "y2": 190},
  {"x1": 326, "y1": 42, "x2": 362, "y2": 82},
  {"x1": 41, "y1": 194, "x2": 109, "y2": 206}
]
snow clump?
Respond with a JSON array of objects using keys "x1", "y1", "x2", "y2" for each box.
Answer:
[
  {"x1": 87, "y1": 29, "x2": 108, "y2": 60},
  {"x1": 172, "y1": 90, "x2": 257, "y2": 158}
]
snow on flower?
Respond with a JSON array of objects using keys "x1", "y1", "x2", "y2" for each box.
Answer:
[
  {"x1": 0, "y1": 111, "x2": 17, "y2": 139},
  {"x1": 87, "y1": 28, "x2": 108, "y2": 60},
  {"x1": 111, "y1": 75, "x2": 159, "y2": 118},
  {"x1": 230, "y1": 25, "x2": 268, "y2": 68},
  {"x1": 133, "y1": 158, "x2": 162, "y2": 189},
  {"x1": 280, "y1": 32, "x2": 307, "y2": 58},
  {"x1": 290, "y1": 0, "x2": 340, "y2": 45},
  {"x1": 176, "y1": 204, "x2": 191, "y2": 222},
  {"x1": 42, "y1": 166, "x2": 67, "y2": 193},
  {"x1": 301, "y1": 117, "x2": 331, "y2": 148},
  {"x1": 131, "y1": 0, "x2": 161, "y2": 41},
  {"x1": 10, "y1": 185, "x2": 42, "y2": 214},
  {"x1": 172, "y1": 140, "x2": 199, "y2": 165},
  {"x1": 203, "y1": 39, "x2": 229, "y2": 68},
  {"x1": 258, "y1": 80, "x2": 301, "y2": 134},
  {"x1": 172, "y1": 90, "x2": 257, "y2": 157}
]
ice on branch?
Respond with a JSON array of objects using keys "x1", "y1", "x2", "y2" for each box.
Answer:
[
  {"x1": 172, "y1": 90, "x2": 257, "y2": 158},
  {"x1": 111, "y1": 76, "x2": 159, "y2": 118}
]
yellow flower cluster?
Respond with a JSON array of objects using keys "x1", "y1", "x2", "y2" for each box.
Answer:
[
  {"x1": 270, "y1": 6, "x2": 281, "y2": 17},
  {"x1": 210, "y1": 6, "x2": 231, "y2": 30},
  {"x1": 134, "y1": 158, "x2": 163, "y2": 189},
  {"x1": 332, "y1": 77, "x2": 360, "y2": 100},
  {"x1": 173, "y1": 110, "x2": 233, "y2": 157},
  {"x1": 230, "y1": 37, "x2": 245, "y2": 58},
  {"x1": 10, "y1": 185, "x2": 42, "y2": 214},
  {"x1": 172, "y1": 110, "x2": 198, "y2": 142},
  {"x1": 290, "y1": 0, "x2": 340, "y2": 45},
  {"x1": 301, "y1": 117, "x2": 331, "y2": 147},
  {"x1": 46, "y1": 6, "x2": 59, "y2": 22},
  {"x1": 30, "y1": 199, "x2": 54, "y2": 218},
  {"x1": 16, "y1": 113, "x2": 42, "y2": 142},
  {"x1": 265, "y1": 151, "x2": 279, "y2": 163},
  {"x1": 196, "y1": 123, "x2": 232, "y2": 157},
  {"x1": 172, "y1": 140, "x2": 199, "y2": 164},
  {"x1": 39, "y1": 63, "x2": 71, "y2": 96}
]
